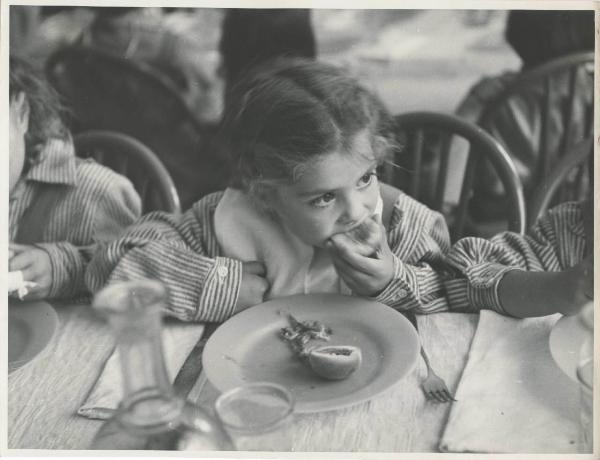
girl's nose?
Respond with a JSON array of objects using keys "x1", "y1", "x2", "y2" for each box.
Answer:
[{"x1": 340, "y1": 193, "x2": 368, "y2": 226}]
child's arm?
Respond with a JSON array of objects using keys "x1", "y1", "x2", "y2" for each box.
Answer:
[
  {"x1": 445, "y1": 201, "x2": 588, "y2": 316},
  {"x1": 498, "y1": 255, "x2": 592, "y2": 318},
  {"x1": 85, "y1": 194, "x2": 248, "y2": 323},
  {"x1": 9, "y1": 175, "x2": 141, "y2": 301},
  {"x1": 371, "y1": 207, "x2": 451, "y2": 314}
]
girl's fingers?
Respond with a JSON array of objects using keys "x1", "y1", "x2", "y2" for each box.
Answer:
[
  {"x1": 330, "y1": 237, "x2": 379, "y2": 273},
  {"x1": 331, "y1": 257, "x2": 365, "y2": 288},
  {"x1": 243, "y1": 261, "x2": 266, "y2": 276},
  {"x1": 9, "y1": 243, "x2": 29, "y2": 253},
  {"x1": 8, "y1": 251, "x2": 35, "y2": 272},
  {"x1": 330, "y1": 249, "x2": 374, "y2": 279},
  {"x1": 20, "y1": 265, "x2": 40, "y2": 283},
  {"x1": 331, "y1": 232, "x2": 372, "y2": 257}
]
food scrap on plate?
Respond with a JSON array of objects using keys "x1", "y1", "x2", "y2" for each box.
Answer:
[{"x1": 280, "y1": 314, "x2": 362, "y2": 380}]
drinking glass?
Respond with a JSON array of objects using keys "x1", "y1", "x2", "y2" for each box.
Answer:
[{"x1": 215, "y1": 382, "x2": 294, "y2": 451}]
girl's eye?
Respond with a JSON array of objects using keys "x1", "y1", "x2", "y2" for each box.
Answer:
[
  {"x1": 310, "y1": 192, "x2": 336, "y2": 208},
  {"x1": 358, "y1": 172, "x2": 377, "y2": 187}
]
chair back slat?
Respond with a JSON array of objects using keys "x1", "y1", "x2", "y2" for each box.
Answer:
[
  {"x1": 538, "y1": 77, "x2": 551, "y2": 180},
  {"x1": 432, "y1": 133, "x2": 452, "y2": 211},
  {"x1": 452, "y1": 151, "x2": 477, "y2": 241},
  {"x1": 560, "y1": 66, "x2": 579, "y2": 152},
  {"x1": 476, "y1": 51, "x2": 594, "y2": 219},
  {"x1": 409, "y1": 129, "x2": 424, "y2": 198},
  {"x1": 527, "y1": 137, "x2": 594, "y2": 227},
  {"x1": 393, "y1": 111, "x2": 526, "y2": 241}
]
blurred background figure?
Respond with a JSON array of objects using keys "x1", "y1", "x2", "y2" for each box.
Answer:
[
  {"x1": 78, "y1": 7, "x2": 222, "y2": 123},
  {"x1": 9, "y1": 5, "x2": 42, "y2": 58},
  {"x1": 219, "y1": 9, "x2": 316, "y2": 105},
  {"x1": 456, "y1": 10, "x2": 594, "y2": 230}
]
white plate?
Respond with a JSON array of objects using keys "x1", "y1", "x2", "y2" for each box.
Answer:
[
  {"x1": 203, "y1": 294, "x2": 420, "y2": 413},
  {"x1": 9, "y1": 298, "x2": 59, "y2": 373},
  {"x1": 548, "y1": 315, "x2": 586, "y2": 382}
]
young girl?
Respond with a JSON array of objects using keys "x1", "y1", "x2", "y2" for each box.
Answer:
[
  {"x1": 86, "y1": 58, "x2": 462, "y2": 322},
  {"x1": 8, "y1": 55, "x2": 142, "y2": 301},
  {"x1": 445, "y1": 199, "x2": 593, "y2": 318}
]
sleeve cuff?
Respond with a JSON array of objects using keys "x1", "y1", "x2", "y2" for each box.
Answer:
[
  {"x1": 463, "y1": 263, "x2": 521, "y2": 314},
  {"x1": 198, "y1": 257, "x2": 243, "y2": 322},
  {"x1": 371, "y1": 255, "x2": 419, "y2": 310},
  {"x1": 35, "y1": 242, "x2": 86, "y2": 299}
]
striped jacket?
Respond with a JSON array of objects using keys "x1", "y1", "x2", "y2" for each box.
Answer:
[
  {"x1": 10, "y1": 138, "x2": 142, "y2": 299},
  {"x1": 444, "y1": 201, "x2": 590, "y2": 314},
  {"x1": 86, "y1": 189, "x2": 456, "y2": 322}
]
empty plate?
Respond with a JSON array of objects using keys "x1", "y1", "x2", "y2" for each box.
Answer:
[
  {"x1": 9, "y1": 298, "x2": 59, "y2": 373},
  {"x1": 203, "y1": 294, "x2": 420, "y2": 413}
]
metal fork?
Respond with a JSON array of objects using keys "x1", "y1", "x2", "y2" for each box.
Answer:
[
  {"x1": 406, "y1": 311, "x2": 456, "y2": 403},
  {"x1": 419, "y1": 346, "x2": 456, "y2": 403}
]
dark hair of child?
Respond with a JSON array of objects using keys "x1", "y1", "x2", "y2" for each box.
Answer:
[
  {"x1": 219, "y1": 9, "x2": 317, "y2": 94},
  {"x1": 218, "y1": 58, "x2": 395, "y2": 199},
  {"x1": 505, "y1": 10, "x2": 594, "y2": 69},
  {"x1": 9, "y1": 55, "x2": 69, "y2": 166}
]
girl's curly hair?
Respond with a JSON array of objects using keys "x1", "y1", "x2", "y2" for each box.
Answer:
[
  {"x1": 218, "y1": 58, "x2": 396, "y2": 200},
  {"x1": 9, "y1": 55, "x2": 69, "y2": 164}
]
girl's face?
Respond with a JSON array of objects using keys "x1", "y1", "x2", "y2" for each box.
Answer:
[
  {"x1": 270, "y1": 130, "x2": 381, "y2": 247},
  {"x1": 9, "y1": 93, "x2": 29, "y2": 194}
]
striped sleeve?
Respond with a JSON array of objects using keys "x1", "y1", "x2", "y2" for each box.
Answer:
[
  {"x1": 372, "y1": 194, "x2": 451, "y2": 314},
  {"x1": 34, "y1": 241, "x2": 89, "y2": 299},
  {"x1": 85, "y1": 193, "x2": 243, "y2": 323},
  {"x1": 445, "y1": 201, "x2": 586, "y2": 313}
]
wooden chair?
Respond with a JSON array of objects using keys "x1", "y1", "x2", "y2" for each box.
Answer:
[
  {"x1": 386, "y1": 111, "x2": 526, "y2": 241},
  {"x1": 477, "y1": 51, "x2": 594, "y2": 210},
  {"x1": 527, "y1": 137, "x2": 594, "y2": 227},
  {"x1": 46, "y1": 46, "x2": 230, "y2": 210},
  {"x1": 74, "y1": 130, "x2": 181, "y2": 214}
]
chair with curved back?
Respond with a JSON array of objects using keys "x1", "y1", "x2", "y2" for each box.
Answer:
[
  {"x1": 527, "y1": 137, "x2": 594, "y2": 227},
  {"x1": 46, "y1": 45, "x2": 230, "y2": 210},
  {"x1": 386, "y1": 111, "x2": 526, "y2": 241},
  {"x1": 476, "y1": 51, "x2": 594, "y2": 216},
  {"x1": 74, "y1": 130, "x2": 181, "y2": 215}
]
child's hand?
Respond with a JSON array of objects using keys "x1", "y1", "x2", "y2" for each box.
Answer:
[
  {"x1": 235, "y1": 261, "x2": 270, "y2": 312},
  {"x1": 560, "y1": 255, "x2": 594, "y2": 316},
  {"x1": 327, "y1": 215, "x2": 394, "y2": 297},
  {"x1": 8, "y1": 244, "x2": 52, "y2": 300}
]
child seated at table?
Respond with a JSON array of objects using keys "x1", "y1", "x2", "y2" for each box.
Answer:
[
  {"x1": 86, "y1": 58, "x2": 465, "y2": 323},
  {"x1": 445, "y1": 199, "x2": 593, "y2": 318},
  {"x1": 8, "y1": 55, "x2": 142, "y2": 301}
]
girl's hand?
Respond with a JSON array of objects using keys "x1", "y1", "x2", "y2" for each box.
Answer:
[
  {"x1": 235, "y1": 261, "x2": 270, "y2": 313},
  {"x1": 560, "y1": 255, "x2": 594, "y2": 316},
  {"x1": 8, "y1": 244, "x2": 53, "y2": 300},
  {"x1": 327, "y1": 215, "x2": 395, "y2": 297}
]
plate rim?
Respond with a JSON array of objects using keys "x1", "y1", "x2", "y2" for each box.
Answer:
[
  {"x1": 548, "y1": 314, "x2": 584, "y2": 382},
  {"x1": 8, "y1": 299, "x2": 59, "y2": 373},
  {"x1": 203, "y1": 293, "x2": 420, "y2": 413}
]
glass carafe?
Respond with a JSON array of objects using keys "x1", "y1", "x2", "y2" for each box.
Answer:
[{"x1": 90, "y1": 279, "x2": 234, "y2": 451}]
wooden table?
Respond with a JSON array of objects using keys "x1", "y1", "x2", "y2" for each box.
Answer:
[{"x1": 7, "y1": 301, "x2": 478, "y2": 452}]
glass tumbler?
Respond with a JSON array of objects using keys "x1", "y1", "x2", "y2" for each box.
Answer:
[{"x1": 215, "y1": 382, "x2": 295, "y2": 452}]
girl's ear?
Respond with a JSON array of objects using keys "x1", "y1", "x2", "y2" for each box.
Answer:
[{"x1": 13, "y1": 92, "x2": 30, "y2": 132}]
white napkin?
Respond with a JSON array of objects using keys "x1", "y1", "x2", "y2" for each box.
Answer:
[
  {"x1": 215, "y1": 189, "x2": 386, "y2": 299},
  {"x1": 8, "y1": 271, "x2": 37, "y2": 299},
  {"x1": 78, "y1": 322, "x2": 205, "y2": 420},
  {"x1": 440, "y1": 310, "x2": 580, "y2": 453}
]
